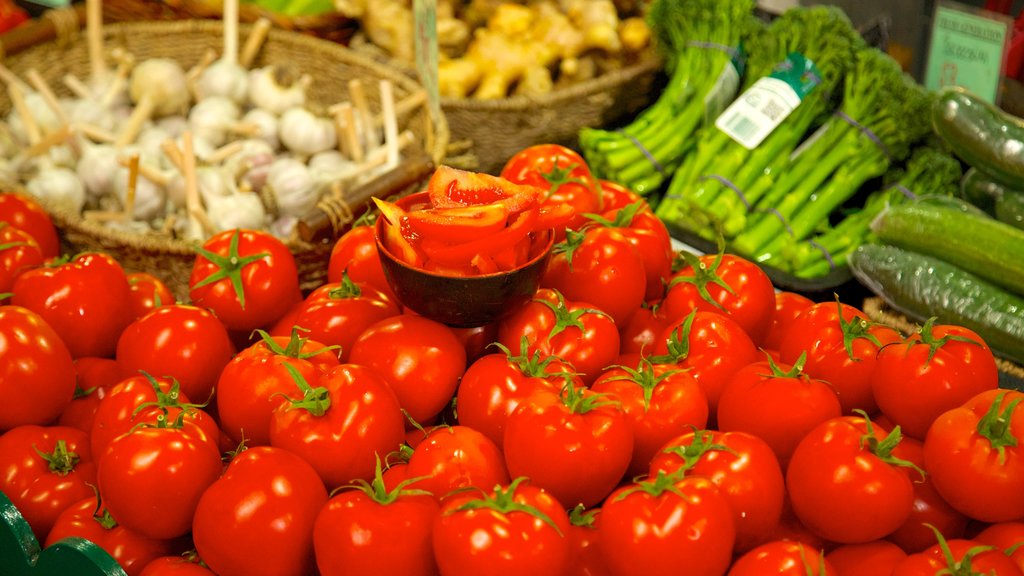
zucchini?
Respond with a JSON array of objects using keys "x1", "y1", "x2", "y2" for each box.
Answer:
[
  {"x1": 849, "y1": 244, "x2": 1024, "y2": 365},
  {"x1": 871, "y1": 201, "x2": 1024, "y2": 298},
  {"x1": 932, "y1": 86, "x2": 1024, "y2": 188},
  {"x1": 995, "y1": 189, "x2": 1024, "y2": 231}
]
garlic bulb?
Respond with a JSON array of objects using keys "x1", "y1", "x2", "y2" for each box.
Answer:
[
  {"x1": 62, "y1": 98, "x2": 117, "y2": 133},
  {"x1": 156, "y1": 115, "x2": 189, "y2": 138},
  {"x1": 265, "y1": 156, "x2": 316, "y2": 217},
  {"x1": 7, "y1": 92, "x2": 61, "y2": 144},
  {"x1": 309, "y1": 150, "x2": 358, "y2": 181},
  {"x1": 76, "y1": 142, "x2": 120, "y2": 198},
  {"x1": 47, "y1": 145, "x2": 77, "y2": 170},
  {"x1": 279, "y1": 107, "x2": 337, "y2": 156},
  {"x1": 206, "y1": 189, "x2": 267, "y2": 232},
  {"x1": 26, "y1": 167, "x2": 86, "y2": 214},
  {"x1": 188, "y1": 96, "x2": 241, "y2": 147},
  {"x1": 129, "y1": 58, "x2": 190, "y2": 117},
  {"x1": 113, "y1": 165, "x2": 166, "y2": 220},
  {"x1": 135, "y1": 127, "x2": 172, "y2": 165},
  {"x1": 241, "y1": 108, "x2": 279, "y2": 150},
  {"x1": 196, "y1": 59, "x2": 249, "y2": 104},
  {"x1": 248, "y1": 65, "x2": 309, "y2": 115}
]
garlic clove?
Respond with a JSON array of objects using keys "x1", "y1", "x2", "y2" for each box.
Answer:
[{"x1": 27, "y1": 167, "x2": 86, "y2": 214}]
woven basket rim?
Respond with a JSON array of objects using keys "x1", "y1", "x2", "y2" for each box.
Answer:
[{"x1": 6, "y1": 18, "x2": 449, "y2": 253}]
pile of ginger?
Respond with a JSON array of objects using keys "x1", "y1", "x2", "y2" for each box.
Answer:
[{"x1": 335, "y1": 0, "x2": 651, "y2": 99}]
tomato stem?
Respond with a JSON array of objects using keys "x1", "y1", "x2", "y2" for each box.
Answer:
[
  {"x1": 275, "y1": 363, "x2": 331, "y2": 417},
  {"x1": 327, "y1": 270, "x2": 364, "y2": 300},
  {"x1": 551, "y1": 229, "x2": 586, "y2": 271},
  {"x1": 647, "y1": 308, "x2": 696, "y2": 364},
  {"x1": 34, "y1": 440, "x2": 80, "y2": 476},
  {"x1": 975, "y1": 392, "x2": 1021, "y2": 466},
  {"x1": 916, "y1": 317, "x2": 984, "y2": 363},
  {"x1": 191, "y1": 229, "x2": 270, "y2": 310},
  {"x1": 923, "y1": 523, "x2": 997, "y2": 575},
  {"x1": 255, "y1": 327, "x2": 339, "y2": 360},
  {"x1": 600, "y1": 357, "x2": 686, "y2": 411},
  {"x1": 854, "y1": 410, "x2": 926, "y2": 481},
  {"x1": 833, "y1": 295, "x2": 883, "y2": 361},
  {"x1": 568, "y1": 503, "x2": 598, "y2": 528},
  {"x1": 763, "y1": 351, "x2": 807, "y2": 379},
  {"x1": 667, "y1": 244, "x2": 735, "y2": 311},
  {"x1": 336, "y1": 454, "x2": 433, "y2": 503},
  {"x1": 660, "y1": 429, "x2": 735, "y2": 473},
  {"x1": 534, "y1": 289, "x2": 608, "y2": 344},
  {"x1": 450, "y1": 477, "x2": 564, "y2": 536},
  {"x1": 613, "y1": 468, "x2": 686, "y2": 501},
  {"x1": 583, "y1": 200, "x2": 645, "y2": 229}
]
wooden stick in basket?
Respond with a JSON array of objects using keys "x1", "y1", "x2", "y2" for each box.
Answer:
[
  {"x1": 86, "y1": 0, "x2": 107, "y2": 84},
  {"x1": 348, "y1": 78, "x2": 377, "y2": 150},
  {"x1": 0, "y1": 63, "x2": 29, "y2": 93},
  {"x1": 379, "y1": 80, "x2": 399, "y2": 168},
  {"x1": 117, "y1": 154, "x2": 170, "y2": 187},
  {"x1": 8, "y1": 82, "x2": 41, "y2": 145},
  {"x1": 102, "y1": 48, "x2": 135, "y2": 108},
  {"x1": 123, "y1": 153, "x2": 139, "y2": 219},
  {"x1": 73, "y1": 123, "x2": 117, "y2": 144},
  {"x1": 63, "y1": 74, "x2": 93, "y2": 100},
  {"x1": 181, "y1": 132, "x2": 215, "y2": 238},
  {"x1": 224, "y1": 0, "x2": 240, "y2": 65},
  {"x1": 20, "y1": 124, "x2": 72, "y2": 159},
  {"x1": 240, "y1": 18, "x2": 272, "y2": 69},
  {"x1": 26, "y1": 69, "x2": 69, "y2": 127},
  {"x1": 332, "y1": 103, "x2": 363, "y2": 163},
  {"x1": 186, "y1": 49, "x2": 217, "y2": 99}
]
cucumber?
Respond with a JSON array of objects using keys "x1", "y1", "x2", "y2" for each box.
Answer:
[
  {"x1": 959, "y1": 167, "x2": 1006, "y2": 214},
  {"x1": 995, "y1": 189, "x2": 1024, "y2": 231},
  {"x1": 871, "y1": 201, "x2": 1024, "y2": 298},
  {"x1": 933, "y1": 86, "x2": 1024, "y2": 188},
  {"x1": 849, "y1": 244, "x2": 1024, "y2": 365}
]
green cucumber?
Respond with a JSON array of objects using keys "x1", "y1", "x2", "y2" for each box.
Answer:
[
  {"x1": 995, "y1": 189, "x2": 1024, "y2": 231},
  {"x1": 959, "y1": 167, "x2": 1007, "y2": 214},
  {"x1": 849, "y1": 244, "x2": 1024, "y2": 365},
  {"x1": 871, "y1": 201, "x2": 1024, "y2": 298},
  {"x1": 933, "y1": 86, "x2": 1024, "y2": 188}
]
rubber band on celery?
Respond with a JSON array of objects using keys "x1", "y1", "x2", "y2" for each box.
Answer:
[
  {"x1": 887, "y1": 183, "x2": 918, "y2": 200},
  {"x1": 686, "y1": 40, "x2": 740, "y2": 59},
  {"x1": 758, "y1": 206, "x2": 795, "y2": 236},
  {"x1": 835, "y1": 111, "x2": 893, "y2": 161},
  {"x1": 615, "y1": 128, "x2": 666, "y2": 175},
  {"x1": 701, "y1": 174, "x2": 751, "y2": 210},
  {"x1": 807, "y1": 239, "x2": 836, "y2": 270}
]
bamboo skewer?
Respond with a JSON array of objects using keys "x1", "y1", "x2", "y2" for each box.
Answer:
[
  {"x1": 379, "y1": 80, "x2": 399, "y2": 168},
  {"x1": 181, "y1": 132, "x2": 215, "y2": 237},
  {"x1": 62, "y1": 74, "x2": 93, "y2": 100},
  {"x1": 86, "y1": 0, "x2": 107, "y2": 83}
]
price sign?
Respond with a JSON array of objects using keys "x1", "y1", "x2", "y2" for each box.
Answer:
[{"x1": 925, "y1": 0, "x2": 1012, "y2": 103}]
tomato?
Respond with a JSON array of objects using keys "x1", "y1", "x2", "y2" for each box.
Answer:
[
  {"x1": 313, "y1": 459, "x2": 440, "y2": 576},
  {"x1": 429, "y1": 165, "x2": 540, "y2": 214},
  {"x1": 0, "y1": 425, "x2": 96, "y2": 542},
  {"x1": 327, "y1": 221, "x2": 397, "y2": 304},
  {"x1": 650, "y1": 309, "x2": 759, "y2": 419},
  {"x1": 139, "y1": 556, "x2": 216, "y2": 576},
  {"x1": 892, "y1": 535, "x2": 1024, "y2": 576},
  {"x1": 924, "y1": 389, "x2": 1024, "y2": 523},
  {"x1": 584, "y1": 201, "x2": 672, "y2": 301},
  {"x1": 497, "y1": 288, "x2": 620, "y2": 385},
  {"x1": 501, "y1": 144, "x2": 602, "y2": 232},
  {"x1": 599, "y1": 473, "x2": 735, "y2": 576},
  {"x1": 47, "y1": 496, "x2": 176, "y2": 576},
  {"x1": 542, "y1": 226, "x2": 646, "y2": 327},
  {"x1": 787, "y1": 415, "x2": 918, "y2": 544},
  {"x1": 405, "y1": 425, "x2": 510, "y2": 499},
  {"x1": 779, "y1": 300, "x2": 901, "y2": 415},
  {"x1": 762, "y1": 291, "x2": 814, "y2": 354},
  {"x1": 432, "y1": 478, "x2": 570, "y2": 576},
  {"x1": 0, "y1": 223, "x2": 43, "y2": 296},
  {"x1": 619, "y1": 301, "x2": 673, "y2": 356},
  {"x1": 825, "y1": 541, "x2": 908, "y2": 576},
  {"x1": 590, "y1": 358, "x2": 708, "y2": 478},
  {"x1": 189, "y1": 228, "x2": 302, "y2": 332},
  {"x1": 116, "y1": 304, "x2": 235, "y2": 404},
  {"x1": 276, "y1": 272, "x2": 399, "y2": 363},
  {"x1": 12, "y1": 252, "x2": 133, "y2": 358},
  {"x1": 405, "y1": 202, "x2": 510, "y2": 243},
  {"x1": 728, "y1": 540, "x2": 836, "y2": 575},
  {"x1": 974, "y1": 522, "x2": 1024, "y2": 572},
  {"x1": 349, "y1": 315, "x2": 466, "y2": 424},
  {"x1": 873, "y1": 319, "x2": 999, "y2": 440},
  {"x1": 662, "y1": 250, "x2": 775, "y2": 345},
  {"x1": 567, "y1": 506, "x2": 610, "y2": 576},
  {"x1": 269, "y1": 362, "x2": 405, "y2": 489},
  {"x1": 649, "y1": 429, "x2": 785, "y2": 553},
  {"x1": 217, "y1": 328, "x2": 340, "y2": 446},
  {"x1": 455, "y1": 340, "x2": 566, "y2": 450},
  {"x1": 598, "y1": 179, "x2": 643, "y2": 213},
  {"x1": 717, "y1": 354, "x2": 842, "y2": 467},
  {"x1": 126, "y1": 272, "x2": 176, "y2": 320},
  {"x1": 0, "y1": 192, "x2": 60, "y2": 259},
  {"x1": 885, "y1": 436, "x2": 968, "y2": 553},
  {"x1": 504, "y1": 382, "x2": 633, "y2": 508},
  {"x1": 450, "y1": 321, "x2": 499, "y2": 364},
  {"x1": 58, "y1": 357, "x2": 122, "y2": 433},
  {"x1": 0, "y1": 305, "x2": 76, "y2": 430},
  {"x1": 192, "y1": 446, "x2": 328, "y2": 576}
]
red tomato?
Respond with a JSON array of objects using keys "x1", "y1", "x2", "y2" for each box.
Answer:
[
  {"x1": 728, "y1": 540, "x2": 836, "y2": 575},
  {"x1": 217, "y1": 328, "x2": 340, "y2": 446},
  {"x1": 0, "y1": 192, "x2": 60, "y2": 259},
  {"x1": 662, "y1": 251, "x2": 775, "y2": 345},
  {"x1": 313, "y1": 460, "x2": 440, "y2": 576},
  {"x1": 126, "y1": 272, "x2": 176, "y2": 320},
  {"x1": 189, "y1": 228, "x2": 301, "y2": 332},
  {"x1": 405, "y1": 201, "x2": 510, "y2": 243},
  {"x1": 115, "y1": 305, "x2": 235, "y2": 404},
  {"x1": 58, "y1": 357, "x2": 121, "y2": 433},
  {"x1": 12, "y1": 252, "x2": 133, "y2": 358},
  {"x1": 872, "y1": 320, "x2": 999, "y2": 440},
  {"x1": 139, "y1": 557, "x2": 216, "y2": 576},
  {"x1": 192, "y1": 447, "x2": 328, "y2": 576},
  {"x1": 885, "y1": 436, "x2": 968, "y2": 553},
  {"x1": 585, "y1": 200, "x2": 672, "y2": 301},
  {"x1": 590, "y1": 358, "x2": 708, "y2": 478},
  {"x1": 924, "y1": 389, "x2": 1024, "y2": 523},
  {"x1": 542, "y1": 226, "x2": 646, "y2": 327},
  {"x1": 432, "y1": 478, "x2": 571, "y2": 576},
  {"x1": 762, "y1": 291, "x2": 814, "y2": 355},
  {"x1": 892, "y1": 536, "x2": 1024, "y2": 576},
  {"x1": 0, "y1": 223, "x2": 43, "y2": 295},
  {"x1": 429, "y1": 165, "x2": 540, "y2": 214},
  {"x1": 779, "y1": 300, "x2": 902, "y2": 415},
  {"x1": 269, "y1": 362, "x2": 405, "y2": 489},
  {"x1": 504, "y1": 383, "x2": 633, "y2": 508},
  {"x1": 98, "y1": 417, "x2": 222, "y2": 540},
  {"x1": 974, "y1": 522, "x2": 1024, "y2": 572},
  {"x1": 497, "y1": 288, "x2": 620, "y2": 385},
  {"x1": 349, "y1": 315, "x2": 466, "y2": 424},
  {"x1": 449, "y1": 321, "x2": 499, "y2": 364},
  {"x1": 567, "y1": 506, "x2": 610, "y2": 576},
  {"x1": 327, "y1": 222, "x2": 397, "y2": 304},
  {"x1": 47, "y1": 496, "x2": 176, "y2": 576},
  {"x1": 405, "y1": 425, "x2": 510, "y2": 500},
  {"x1": 277, "y1": 273, "x2": 399, "y2": 363},
  {"x1": 825, "y1": 541, "x2": 908, "y2": 576},
  {"x1": 649, "y1": 429, "x2": 785, "y2": 553},
  {"x1": 650, "y1": 309, "x2": 759, "y2": 419},
  {"x1": 0, "y1": 305, "x2": 76, "y2": 430},
  {"x1": 455, "y1": 340, "x2": 566, "y2": 450},
  {"x1": 599, "y1": 474, "x2": 735, "y2": 576},
  {"x1": 501, "y1": 144, "x2": 601, "y2": 230},
  {"x1": 0, "y1": 425, "x2": 96, "y2": 542},
  {"x1": 786, "y1": 415, "x2": 918, "y2": 544},
  {"x1": 598, "y1": 179, "x2": 643, "y2": 213},
  {"x1": 619, "y1": 301, "x2": 673, "y2": 356},
  {"x1": 717, "y1": 354, "x2": 842, "y2": 467}
]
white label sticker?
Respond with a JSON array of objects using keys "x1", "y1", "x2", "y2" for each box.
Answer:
[
  {"x1": 714, "y1": 76, "x2": 801, "y2": 150},
  {"x1": 703, "y1": 63, "x2": 741, "y2": 126}
]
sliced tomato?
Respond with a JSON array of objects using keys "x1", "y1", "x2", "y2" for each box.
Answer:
[
  {"x1": 536, "y1": 202, "x2": 576, "y2": 232},
  {"x1": 405, "y1": 203, "x2": 509, "y2": 244},
  {"x1": 422, "y1": 208, "x2": 539, "y2": 266},
  {"x1": 373, "y1": 198, "x2": 423, "y2": 268},
  {"x1": 427, "y1": 166, "x2": 540, "y2": 214}
]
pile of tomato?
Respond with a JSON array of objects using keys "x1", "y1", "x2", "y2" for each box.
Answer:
[{"x1": 0, "y1": 144, "x2": 1022, "y2": 576}]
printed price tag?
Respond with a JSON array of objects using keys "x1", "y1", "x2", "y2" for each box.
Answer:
[{"x1": 924, "y1": 0, "x2": 1011, "y2": 104}]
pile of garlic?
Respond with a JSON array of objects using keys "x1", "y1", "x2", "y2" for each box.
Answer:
[{"x1": 1, "y1": 0, "x2": 421, "y2": 243}]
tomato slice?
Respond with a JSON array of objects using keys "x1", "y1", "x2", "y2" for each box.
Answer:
[
  {"x1": 427, "y1": 166, "x2": 541, "y2": 214},
  {"x1": 422, "y1": 208, "x2": 540, "y2": 266},
  {"x1": 405, "y1": 203, "x2": 509, "y2": 244},
  {"x1": 373, "y1": 198, "x2": 423, "y2": 267}
]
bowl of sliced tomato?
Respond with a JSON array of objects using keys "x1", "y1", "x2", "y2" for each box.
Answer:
[{"x1": 374, "y1": 166, "x2": 571, "y2": 327}]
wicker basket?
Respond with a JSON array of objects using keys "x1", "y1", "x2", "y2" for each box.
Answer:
[{"x1": 0, "y1": 18, "x2": 448, "y2": 300}]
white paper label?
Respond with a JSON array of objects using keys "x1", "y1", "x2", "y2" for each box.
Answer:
[
  {"x1": 703, "y1": 63, "x2": 741, "y2": 126},
  {"x1": 714, "y1": 76, "x2": 801, "y2": 150}
]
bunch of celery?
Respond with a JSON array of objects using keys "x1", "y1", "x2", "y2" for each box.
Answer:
[
  {"x1": 654, "y1": 6, "x2": 862, "y2": 232},
  {"x1": 730, "y1": 48, "x2": 933, "y2": 264},
  {"x1": 578, "y1": 0, "x2": 756, "y2": 196},
  {"x1": 782, "y1": 146, "x2": 963, "y2": 278}
]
